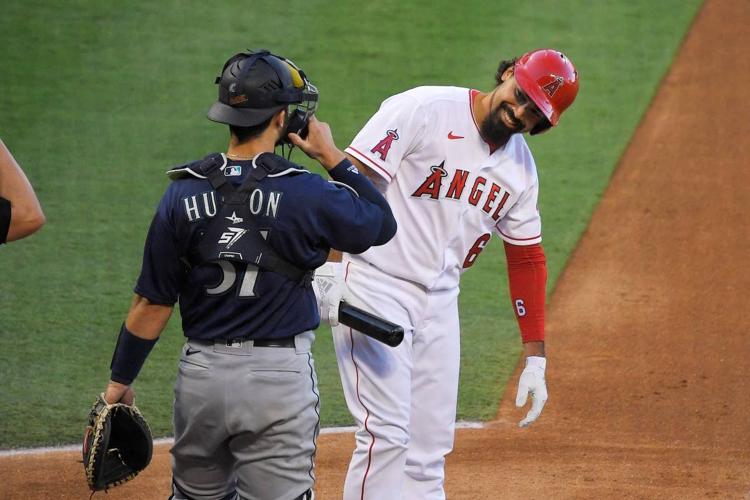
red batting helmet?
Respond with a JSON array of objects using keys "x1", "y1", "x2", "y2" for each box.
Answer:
[{"x1": 513, "y1": 49, "x2": 579, "y2": 135}]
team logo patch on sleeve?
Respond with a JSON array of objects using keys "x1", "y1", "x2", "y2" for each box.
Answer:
[{"x1": 371, "y1": 129, "x2": 399, "y2": 160}]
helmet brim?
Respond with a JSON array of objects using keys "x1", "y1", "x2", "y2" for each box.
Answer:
[
  {"x1": 514, "y1": 67, "x2": 559, "y2": 126},
  {"x1": 206, "y1": 101, "x2": 284, "y2": 127}
]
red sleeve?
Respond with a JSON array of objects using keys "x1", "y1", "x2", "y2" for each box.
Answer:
[{"x1": 503, "y1": 241, "x2": 547, "y2": 342}]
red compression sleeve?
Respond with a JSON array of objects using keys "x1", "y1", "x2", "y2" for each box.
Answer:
[{"x1": 503, "y1": 241, "x2": 547, "y2": 342}]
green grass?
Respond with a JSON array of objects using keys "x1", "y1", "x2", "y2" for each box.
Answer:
[{"x1": 0, "y1": 0, "x2": 701, "y2": 447}]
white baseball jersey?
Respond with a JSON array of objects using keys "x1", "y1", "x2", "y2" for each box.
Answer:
[{"x1": 345, "y1": 86, "x2": 542, "y2": 290}]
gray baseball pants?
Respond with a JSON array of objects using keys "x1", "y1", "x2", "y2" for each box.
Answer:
[{"x1": 170, "y1": 331, "x2": 319, "y2": 500}]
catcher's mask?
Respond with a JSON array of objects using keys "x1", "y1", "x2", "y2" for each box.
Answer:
[
  {"x1": 513, "y1": 49, "x2": 579, "y2": 135},
  {"x1": 207, "y1": 49, "x2": 318, "y2": 143}
]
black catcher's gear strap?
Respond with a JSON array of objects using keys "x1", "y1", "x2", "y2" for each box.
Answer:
[{"x1": 201, "y1": 155, "x2": 313, "y2": 285}]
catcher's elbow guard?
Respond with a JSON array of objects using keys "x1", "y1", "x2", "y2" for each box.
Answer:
[{"x1": 82, "y1": 394, "x2": 153, "y2": 491}]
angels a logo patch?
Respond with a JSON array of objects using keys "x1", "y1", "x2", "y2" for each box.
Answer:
[
  {"x1": 371, "y1": 129, "x2": 399, "y2": 160},
  {"x1": 542, "y1": 76, "x2": 564, "y2": 97},
  {"x1": 411, "y1": 161, "x2": 447, "y2": 199}
]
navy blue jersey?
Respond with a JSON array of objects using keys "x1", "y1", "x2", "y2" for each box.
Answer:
[{"x1": 135, "y1": 153, "x2": 389, "y2": 340}]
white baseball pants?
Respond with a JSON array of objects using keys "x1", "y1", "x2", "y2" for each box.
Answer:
[{"x1": 333, "y1": 257, "x2": 460, "y2": 500}]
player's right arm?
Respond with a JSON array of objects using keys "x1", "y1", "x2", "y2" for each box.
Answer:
[
  {"x1": 289, "y1": 117, "x2": 397, "y2": 249},
  {"x1": 0, "y1": 139, "x2": 45, "y2": 243},
  {"x1": 345, "y1": 155, "x2": 389, "y2": 193},
  {"x1": 290, "y1": 117, "x2": 398, "y2": 326}
]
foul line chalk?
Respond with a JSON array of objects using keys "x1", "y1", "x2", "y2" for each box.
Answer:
[{"x1": 0, "y1": 421, "x2": 485, "y2": 457}]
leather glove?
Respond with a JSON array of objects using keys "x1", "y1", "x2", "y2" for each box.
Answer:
[
  {"x1": 312, "y1": 261, "x2": 344, "y2": 326},
  {"x1": 82, "y1": 393, "x2": 153, "y2": 491},
  {"x1": 515, "y1": 356, "x2": 548, "y2": 428}
]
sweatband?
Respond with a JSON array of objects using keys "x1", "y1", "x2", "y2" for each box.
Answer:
[{"x1": 110, "y1": 323, "x2": 158, "y2": 385}]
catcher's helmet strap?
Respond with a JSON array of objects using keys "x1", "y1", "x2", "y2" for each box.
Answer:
[
  {"x1": 260, "y1": 52, "x2": 295, "y2": 90},
  {"x1": 235, "y1": 52, "x2": 268, "y2": 84}
]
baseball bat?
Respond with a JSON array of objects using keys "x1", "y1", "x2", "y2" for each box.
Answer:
[{"x1": 338, "y1": 302, "x2": 404, "y2": 347}]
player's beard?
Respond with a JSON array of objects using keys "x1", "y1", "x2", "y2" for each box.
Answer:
[{"x1": 480, "y1": 102, "x2": 524, "y2": 148}]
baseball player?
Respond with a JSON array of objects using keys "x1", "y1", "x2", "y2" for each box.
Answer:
[
  {"x1": 99, "y1": 49, "x2": 396, "y2": 500},
  {"x1": 320, "y1": 49, "x2": 579, "y2": 498},
  {"x1": 0, "y1": 139, "x2": 45, "y2": 244}
]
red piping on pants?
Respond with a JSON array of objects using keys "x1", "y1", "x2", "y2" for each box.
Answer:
[
  {"x1": 349, "y1": 328, "x2": 376, "y2": 499},
  {"x1": 345, "y1": 261, "x2": 376, "y2": 499}
]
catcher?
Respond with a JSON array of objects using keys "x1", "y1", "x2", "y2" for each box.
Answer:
[{"x1": 85, "y1": 48, "x2": 395, "y2": 499}]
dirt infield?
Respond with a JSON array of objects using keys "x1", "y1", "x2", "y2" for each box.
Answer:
[{"x1": 2, "y1": 0, "x2": 748, "y2": 498}]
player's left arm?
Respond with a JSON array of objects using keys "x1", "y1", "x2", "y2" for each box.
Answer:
[
  {"x1": 504, "y1": 241, "x2": 548, "y2": 427},
  {"x1": 505, "y1": 241, "x2": 546, "y2": 345},
  {"x1": 104, "y1": 194, "x2": 181, "y2": 405}
]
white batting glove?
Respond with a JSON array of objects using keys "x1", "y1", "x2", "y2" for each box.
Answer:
[
  {"x1": 515, "y1": 356, "x2": 548, "y2": 428},
  {"x1": 312, "y1": 261, "x2": 344, "y2": 326}
]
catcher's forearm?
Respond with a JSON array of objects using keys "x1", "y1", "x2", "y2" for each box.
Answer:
[
  {"x1": 345, "y1": 154, "x2": 389, "y2": 194},
  {"x1": 125, "y1": 294, "x2": 173, "y2": 339},
  {"x1": 110, "y1": 324, "x2": 158, "y2": 385},
  {"x1": 328, "y1": 159, "x2": 396, "y2": 245},
  {"x1": 109, "y1": 295, "x2": 173, "y2": 385}
]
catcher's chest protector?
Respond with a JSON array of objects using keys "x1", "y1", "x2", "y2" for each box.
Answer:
[{"x1": 185, "y1": 153, "x2": 313, "y2": 284}]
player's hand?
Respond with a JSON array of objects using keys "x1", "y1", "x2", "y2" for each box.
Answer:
[
  {"x1": 515, "y1": 356, "x2": 547, "y2": 427},
  {"x1": 288, "y1": 116, "x2": 346, "y2": 170},
  {"x1": 104, "y1": 380, "x2": 135, "y2": 406},
  {"x1": 312, "y1": 261, "x2": 344, "y2": 326}
]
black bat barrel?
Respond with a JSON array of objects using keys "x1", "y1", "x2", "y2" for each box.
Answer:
[{"x1": 338, "y1": 302, "x2": 404, "y2": 347}]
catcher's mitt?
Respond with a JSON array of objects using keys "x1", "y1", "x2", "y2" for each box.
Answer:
[{"x1": 82, "y1": 393, "x2": 153, "y2": 491}]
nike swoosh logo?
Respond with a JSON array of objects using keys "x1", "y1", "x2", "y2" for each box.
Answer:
[
  {"x1": 447, "y1": 131, "x2": 464, "y2": 140},
  {"x1": 186, "y1": 347, "x2": 201, "y2": 356}
]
